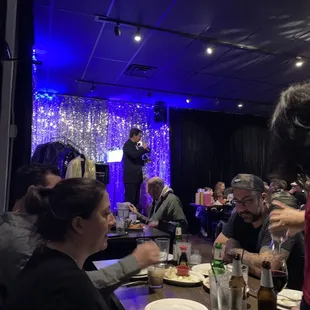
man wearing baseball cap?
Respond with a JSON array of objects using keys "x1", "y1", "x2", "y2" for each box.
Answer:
[{"x1": 214, "y1": 173, "x2": 304, "y2": 289}]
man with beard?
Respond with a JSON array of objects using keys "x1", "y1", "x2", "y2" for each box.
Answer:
[{"x1": 214, "y1": 174, "x2": 304, "y2": 289}]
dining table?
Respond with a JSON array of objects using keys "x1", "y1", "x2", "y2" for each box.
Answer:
[
  {"x1": 110, "y1": 273, "x2": 260, "y2": 310},
  {"x1": 84, "y1": 227, "x2": 171, "y2": 270}
]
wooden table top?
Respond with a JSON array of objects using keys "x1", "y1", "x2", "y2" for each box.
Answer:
[
  {"x1": 112, "y1": 275, "x2": 260, "y2": 310},
  {"x1": 108, "y1": 226, "x2": 170, "y2": 242}
]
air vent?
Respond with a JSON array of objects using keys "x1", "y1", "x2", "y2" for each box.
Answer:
[{"x1": 124, "y1": 64, "x2": 157, "y2": 78}]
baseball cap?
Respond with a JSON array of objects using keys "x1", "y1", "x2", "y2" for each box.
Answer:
[
  {"x1": 231, "y1": 174, "x2": 265, "y2": 193},
  {"x1": 290, "y1": 182, "x2": 298, "y2": 186}
]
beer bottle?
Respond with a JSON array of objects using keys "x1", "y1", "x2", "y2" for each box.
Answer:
[
  {"x1": 229, "y1": 253, "x2": 246, "y2": 310},
  {"x1": 211, "y1": 243, "x2": 225, "y2": 275},
  {"x1": 173, "y1": 223, "x2": 182, "y2": 262},
  {"x1": 257, "y1": 260, "x2": 277, "y2": 310}
]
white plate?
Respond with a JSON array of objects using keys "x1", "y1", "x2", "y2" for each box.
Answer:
[
  {"x1": 191, "y1": 263, "x2": 212, "y2": 276},
  {"x1": 277, "y1": 289, "x2": 302, "y2": 308},
  {"x1": 145, "y1": 298, "x2": 208, "y2": 310},
  {"x1": 132, "y1": 268, "x2": 148, "y2": 279},
  {"x1": 164, "y1": 268, "x2": 204, "y2": 287},
  {"x1": 202, "y1": 278, "x2": 250, "y2": 293}
]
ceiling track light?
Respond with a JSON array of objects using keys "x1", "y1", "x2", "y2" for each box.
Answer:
[
  {"x1": 90, "y1": 84, "x2": 96, "y2": 92},
  {"x1": 134, "y1": 28, "x2": 142, "y2": 42},
  {"x1": 238, "y1": 102, "x2": 243, "y2": 108},
  {"x1": 295, "y1": 56, "x2": 304, "y2": 68},
  {"x1": 114, "y1": 23, "x2": 121, "y2": 36},
  {"x1": 206, "y1": 46, "x2": 214, "y2": 55},
  {"x1": 186, "y1": 98, "x2": 191, "y2": 103}
]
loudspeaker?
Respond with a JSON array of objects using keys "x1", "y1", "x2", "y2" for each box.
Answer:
[
  {"x1": 95, "y1": 163, "x2": 110, "y2": 184},
  {"x1": 154, "y1": 102, "x2": 167, "y2": 123}
]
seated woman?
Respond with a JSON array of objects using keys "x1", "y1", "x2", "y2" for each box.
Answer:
[
  {"x1": 3, "y1": 178, "x2": 132, "y2": 310},
  {"x1": 214, "y1": 182, "x2": 226, "y2": 205}
]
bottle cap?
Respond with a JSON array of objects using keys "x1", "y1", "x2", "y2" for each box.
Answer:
[
  {"x1": 262, "y1": 260, "x2": 271, "y2": 269},
  {"x1": 215, "y1": 243, "x2": 223, "y2": 250},
  {"x1": 233, "y1": 253, "x2": 241, "y2": 260}
]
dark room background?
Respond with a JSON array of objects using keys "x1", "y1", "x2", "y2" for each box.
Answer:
[{"x1": 170, "y1": 108, "x2": 270, "y2": 209}]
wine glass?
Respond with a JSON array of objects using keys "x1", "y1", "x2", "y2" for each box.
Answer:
[{"x1": 269, "y1": 241, "x2": 288, "y2": 294}]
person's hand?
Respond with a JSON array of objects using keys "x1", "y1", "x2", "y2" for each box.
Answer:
[
  {"x1": 223, "y1": 238, "x2": 241, "y2": 263},
  {"x1": 290, "y1": 307, "x2": 299, "y2": 310},
  {"x1": 142, "y1": 143, "x2": 148, "y2": 150},
  {"x1": 132, "y1": 241, "x2": 160, "y2": 268},
  {"x1": 148, "y1": 221, "x2": 158, "y2": 228},
  {"x1": 128, "y1": 204, "x2": 138, "y2": 214},
  {"x1": 269, "y1": 200, "x2": 305, "y2": 237}
]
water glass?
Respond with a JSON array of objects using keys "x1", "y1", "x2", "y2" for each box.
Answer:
[
  {"x1": 136, "y1": 238, "x2": 151, "y2": 245},
  {"x1": 241, "y1": 264, "x2": 249, "y2": 286},
  {"x1": 116, "y1": 217, "x2": 125, "y2": 233},
  {"x1": 189, "y1": 250, "x2": 202, "y2": 265},
  {"x1": 148, "y1": 263, "x2": 166, "y2": 289},
  {"x1": 155, "y1": 238, "x2": 170, "y2": 262},
  {"x1": 209, "y1": 269, "x2": 245, "y2": 310},
  {"x1": 129, "y1": 212, "x2": 137, "y2": 223}
]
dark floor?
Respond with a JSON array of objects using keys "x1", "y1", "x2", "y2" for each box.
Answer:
[{"x1": 187, "y1": 234, "x2": 213, "y2": 263}]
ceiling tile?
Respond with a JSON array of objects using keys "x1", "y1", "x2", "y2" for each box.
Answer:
[
  {"x1": 205, "y1": 78, "x2": 253, "y2": 97},
  {"x1": 84, "y1": 58, "x2": 127, "y2": 83},
  {"x1": 55, "y1": 0, "x2": 111, "y2": 15},
  {"x1": 232, "y1": 55, "x2": 290, "y2": 81},
  {"x1": 170, "y1": 40, "x2": 230, "y2": 72},
  {"x1": 201, "y1": 49, "x2": 265, "y2": 76},
  {"x1": 131, "y1": 32, "x2": 192, "y2": 68},
  {"x1": 227, "y1": 81, "x2": 274, "y2": 102},
  {"x1": 185, "y1": 74, "x2": 223, "y2": 94},
  {"x1": 109, "y1": 0, "x2": 172, "y2": 26}
]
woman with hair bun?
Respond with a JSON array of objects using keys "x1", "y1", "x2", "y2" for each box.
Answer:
[{"x1": 3, "y1": 178, "x2": 112, "y2": 310}]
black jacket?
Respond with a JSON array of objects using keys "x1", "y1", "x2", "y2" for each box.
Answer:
[{"x1": 122, "y1": 139, "x2": 149, "y2": 183}]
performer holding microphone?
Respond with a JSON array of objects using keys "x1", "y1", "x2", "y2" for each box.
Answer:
[{"x1": 123, "y1": 128, "x2": 150, "y2": 209}]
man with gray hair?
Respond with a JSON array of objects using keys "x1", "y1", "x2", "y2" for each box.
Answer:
[{"x1": 129, "y1": 177, "x2": 188, "y2": 232}]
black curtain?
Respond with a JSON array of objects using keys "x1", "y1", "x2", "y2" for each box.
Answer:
[
  {"x1": 8, "y1": 0, "x2": 34, "y2": 209},
  {"x1": 170, "y1": 108, "x2": 270, "y2": 208}
]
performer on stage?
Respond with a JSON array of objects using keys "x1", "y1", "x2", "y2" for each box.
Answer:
[{"x1": 123, "y1": 128, "x2": 150, "y2": 209}]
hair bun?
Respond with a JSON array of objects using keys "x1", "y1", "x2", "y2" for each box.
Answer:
[{"x1": 25, "y1": 186, "x2": 52, "y2": 215}]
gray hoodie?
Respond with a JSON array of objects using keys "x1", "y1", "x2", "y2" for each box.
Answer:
[
  {"x1": 137, "y1": 186, "x2": 188, "y2": 232},
  {"x1": 0, "y1": 212, "x2": 140, "y2": 305}
]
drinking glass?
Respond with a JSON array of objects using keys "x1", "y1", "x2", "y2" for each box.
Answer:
[
  {"x1": 116, "y1": 217, "x2": 125, "y2": 233},
  {"x1": 155, "y1": 237, "x2": 170, "y2": 262},
  {"x1": 148, "y1": 263, "x2": 166, "y2": 289},
  {"x1": 269, "y1": 242, "x2": 288, "y2": 294},
  {"x1": 136, "y1": 238, "x2": 151, "y2": 245},
  {"x1": 209, "y1": 270, "x2": 244, "y2": 310},
  {"x1": 271, "y1": 230, "x2": 288, "y2": 251}
]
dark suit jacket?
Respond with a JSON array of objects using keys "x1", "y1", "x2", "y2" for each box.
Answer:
[{"x1": 122, "y1": 139, "x2": 149, "y2": 184}]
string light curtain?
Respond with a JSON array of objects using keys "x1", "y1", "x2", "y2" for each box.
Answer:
[{"x1": 32, "y1": 93, "x2": 170, "y2": 209}]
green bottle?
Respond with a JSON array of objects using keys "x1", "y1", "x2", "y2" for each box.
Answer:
[{"x1": 211, "y1": 243, "x2": 225, "y2": 275}]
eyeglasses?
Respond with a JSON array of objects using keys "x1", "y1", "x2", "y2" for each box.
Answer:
[{"x1": 232, "y1": 194, "x2": 260, "y2": 207}]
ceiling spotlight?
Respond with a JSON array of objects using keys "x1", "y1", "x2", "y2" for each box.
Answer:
[
  {"x1": 186, "y1": 98, "x2": 191, "y2": 103},
  {"x1": 206, "y1": 47, "x2": 214, "y2": 55},
  {"x1": 134, "y1": 28, "x2": 141, "y2": 42},
  {"x1": 90, "y1": 84, "x2": 96, "y2": 92},
  {"x1": 295, "y1": 56, "x2": 304, "y2": 68},
  {"x1": 114, "y1": 23, "x2": 121, "y2": 36},
  {"x1": 238, "y1": 103, "x2": 243, "y2": 108}
]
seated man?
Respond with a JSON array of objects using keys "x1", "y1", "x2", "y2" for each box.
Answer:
[
  {"x1": 129, "y1": 177, "x2": 188, "y2": 232},
  {"x1": 0, "y1": 164, "x2": 159, "y2": 305},
  {"x1": 214, "y1": 173, "x2": 304, "y2": 290}
]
